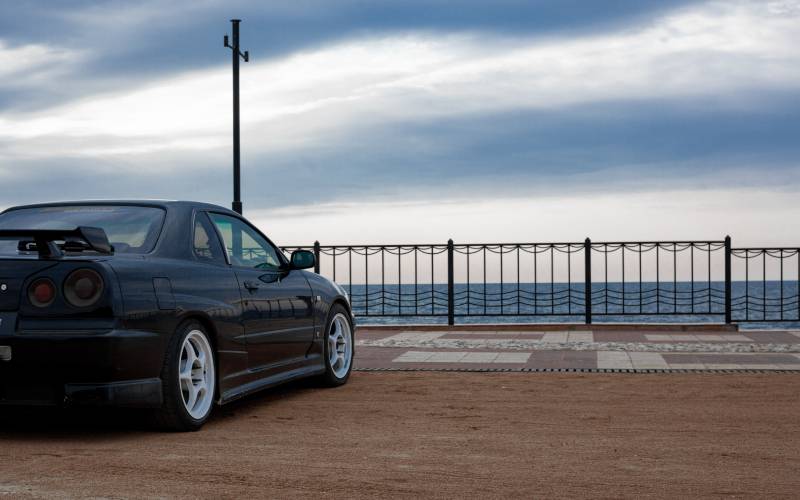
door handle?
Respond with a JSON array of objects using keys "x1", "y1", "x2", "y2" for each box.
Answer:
[{"x1": 243, "y1": 280, "x2": 260, "y2": 292}]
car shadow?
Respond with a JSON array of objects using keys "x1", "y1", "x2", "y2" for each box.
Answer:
[
  {"x1": 0, "y1": 378, "x2": 320, "y2": 438},
  {"x1": 206, "y1": 377, "x2": 320, "y2": 425},
  {"x1": 0, "y1": 407, "x2": 153, "y2": 444}
]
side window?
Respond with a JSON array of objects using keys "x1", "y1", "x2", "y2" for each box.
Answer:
[
  {"x1": 209, "y1": 213, "x2": 283, "y2": 270},
  {"x1": 193, "y1": 213, "x2": 226, "y2": 264}
]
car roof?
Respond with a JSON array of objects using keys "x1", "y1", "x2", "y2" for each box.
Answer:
[{"x1": 1, "y1": 200, "x2": 239, "y2": 216}]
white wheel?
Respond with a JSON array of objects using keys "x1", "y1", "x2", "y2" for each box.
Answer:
[
  {"x1": 327, "y1": 313, "x2": 353, "y2": 379},
  {"x1": 178, "y1": 330, "x2": 215, "y2": 420}
]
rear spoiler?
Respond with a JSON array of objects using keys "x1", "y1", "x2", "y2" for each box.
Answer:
[{"x1": 0, "y1": 226, "x2": 114, "y2": 258}]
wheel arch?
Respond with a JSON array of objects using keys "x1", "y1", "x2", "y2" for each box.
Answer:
[
  {"x1": 331, "y1": 297, "x2": 351, "y2": 316},
  {"x1": 175, "y1": 311, "x2": 219, "y2": 352},
  {"x1": 328, "y1": 297, "x2": 354, "y2": 329}
]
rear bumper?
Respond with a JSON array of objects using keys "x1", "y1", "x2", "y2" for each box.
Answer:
[{"x1": 0, "y1": 328, "x2": 166, "y2": 408}]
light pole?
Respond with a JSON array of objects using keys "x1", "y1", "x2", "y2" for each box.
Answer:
[{"x1": 224, "y1": 19, "x2": 249, "y2": 215}]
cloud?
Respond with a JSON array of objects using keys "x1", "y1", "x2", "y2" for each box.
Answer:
[
  {"x1": 0, "y1": 1, "x2": 700, "y2": 82},
  {"x1": 0, "y1": 0, "x2": 798, "y2": 245},
  {"x1": 2, "y1": 1, "x2": 798, "y2": 148},
  {"x1": 248, "y1": 188, "x2": 800, "y2": 248},
  {"x1": 0, "y1": 41, "x2": 78, "y2": 79},
  {"x1": 0, "y1": 41, "x2": 84, "y2": 107}
]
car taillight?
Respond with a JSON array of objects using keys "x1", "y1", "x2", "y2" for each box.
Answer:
[
  {"x1": 63, "y1": 269, "x2": 104, "y2": 308},
  {"x1": 28, "y1": 278, "x2": 56, "y2": 307}
]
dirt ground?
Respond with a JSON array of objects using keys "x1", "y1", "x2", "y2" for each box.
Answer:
[{"x1": 1, "y1": 372, "x2": 799, "y2": 499}]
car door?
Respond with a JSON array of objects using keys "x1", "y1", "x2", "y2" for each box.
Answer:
[
  {"x1": 186, "y1": 211, "x2": 249, "y2": 394},
  {"x1": 208, "y1": 212, "x2": 315, "y2": 373}
]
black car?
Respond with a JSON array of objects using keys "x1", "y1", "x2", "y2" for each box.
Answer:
[{"x1": 0, "y1": 201, "x2": 354, "y2": 431}]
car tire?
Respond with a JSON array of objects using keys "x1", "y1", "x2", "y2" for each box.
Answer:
[
  {"x1": 150, "y1": 320, "x2": 216, "y2": 431},
  {"x1": 319, "y1": 304, "x2": 354, "y2": 387}
]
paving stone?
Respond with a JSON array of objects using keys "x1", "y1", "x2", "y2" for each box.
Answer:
[
  {"x1": 670, "y1": 334, "x2": 699, "y2": 341},
  {"x1": 461, "y1": 352, "x2": 500, "y2": 363},
  {"x1": 596, "y1": 332, "x2": 648, "y2": 342},
  {"x1": 541, "y1": 332, "x2": 568, "y2": 343},
  {"x1": 494, "y1": 353, "x2": 531, "y2": 363},
  {"x1": 442, "y1": 331, "x2": 515, "y2": 335},
  {"x1": 426, "y1": 351, "x2": 469, "y2": 363},
  {"x1": 696, "y1": 334, "x2": 725, "y2": 341},
  {"x1": 721, "y1": 334, "x2": 751, "y2": 342},
  {"x1": 629, "y1": 352, "x2": 669, "y2": 369},
  {"x1": 597, "y1": 351, "x2": 633, "y2": 369},
  {"x1": 563, "y1": 350, "x2": 597, "y2": 360},
  {"x1": 567, "y1": 332, "x2": 594, "y2": 343},
  {"x1": 751, "y1": 332, "x2": 800, "y2": 343},
  {"x1": 662, "y1": 353, "x2": 699, "y2": 363},
  {"x1": 492, "y1": 331, "x2": 547, "y2": 335},
  {"x1": 384, "y1": 332, "x2": 446, "y2": 342},
  {"x1": 360, "y1": 327, "x2": 800, "y2": 370},
  {"x1": 392, "y1": 351, "x2": 436, "y2": 362},
  {"x1": 760, "y1": 354, "x2": 800, "y2": 363},
  {"x1": 531, "y1": 351, "x2": 564, "y2": 361}
]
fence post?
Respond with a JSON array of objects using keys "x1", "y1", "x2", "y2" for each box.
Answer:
[
  {"x1": 313, "y1": 240, "x2": 320, "y2": 274},
  {"x1": 724, "y1": 235, "x2": 731, "y2": 324},
  {"x1": 584, "y1": 237, "x2": 592, "y2": 324},
  {"x1": 447, "y1": 238, "x2": 455, "y2": 326}
]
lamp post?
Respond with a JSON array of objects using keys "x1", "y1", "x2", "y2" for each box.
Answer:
[{"x1": 224, "y1": 19, "x2": 249, "y2": 214}]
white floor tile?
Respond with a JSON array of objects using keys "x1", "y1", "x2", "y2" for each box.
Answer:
[
  {"x1": 696, "y1": 334, "x2": 725, "y2": 341},
  {"x1": 392, "y1": 351, "x2": 436, "y2": 363},
  {"x1": 670, "y1": 334, "x2": 698, "y2": 341},
  {"x1": 461, "y1": 352, "x2": 500, "y2": 363},
  {"x1": 541, "y1": 332, "x2": 568, "y2": 343},
  {"x1": 567, "y1": 332, "x2": 594, "y2": 343},
  {"x1": 426, "y1": 351, "x2": 468, "y2": 362},
  {"x1": 629, "y1": 352, "x2": 669, "y2": 369},
  {"x1": 493, "y1": 353, "x2": 531, "y2": 363},
  {"x1": 597, "y1": 351, "x2": 633, "y2": 369}
]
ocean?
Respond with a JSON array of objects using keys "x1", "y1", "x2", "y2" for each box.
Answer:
[{"x1": 342, "y1": 281, "x2": 800, "y2": 330}]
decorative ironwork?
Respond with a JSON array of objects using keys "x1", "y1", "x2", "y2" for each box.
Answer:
[
  {"x1": 730, "y1": 247, "x2": 800, "y2": 322},
  {"x1": 279, "y1": 237, "x2": 800, "y2": 325}
]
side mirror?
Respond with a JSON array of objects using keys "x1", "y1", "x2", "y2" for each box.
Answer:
[{"x1": 290, "y1": 249, "x2": 315, "y2": 270}]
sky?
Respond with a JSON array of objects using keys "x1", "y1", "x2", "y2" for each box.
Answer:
[{"x1": 0, "y1": 0, "x2": 799, "y2": 246}]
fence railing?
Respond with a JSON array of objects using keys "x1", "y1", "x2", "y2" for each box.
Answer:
[
  {"x1": 279, "y1": 237, "x2": 800, "y2": 325},
  {"x1": 730, "y1": 248, "x2": 800, "y2": 322}
]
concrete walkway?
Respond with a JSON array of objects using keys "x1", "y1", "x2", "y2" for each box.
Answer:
[{"x1": 354, "y1": 325, "x2": 800, "y2": 371}]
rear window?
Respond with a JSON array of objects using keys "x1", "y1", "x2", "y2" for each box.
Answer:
[{"x1": 0, "y1": 205, "x2": 165, "y2": 255}]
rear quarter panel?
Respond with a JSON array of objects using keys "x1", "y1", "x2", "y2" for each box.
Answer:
[{"x1": 109, "y1": 256, "x2": 246, "y2": 395}]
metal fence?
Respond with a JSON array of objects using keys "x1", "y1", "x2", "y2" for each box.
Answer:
[
  {"x1": 730, "y1": 248, "x2": 800, "y2": 322},
  {"x1": 280, "y1": 237, "x2": 800, "y2": 325}
]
